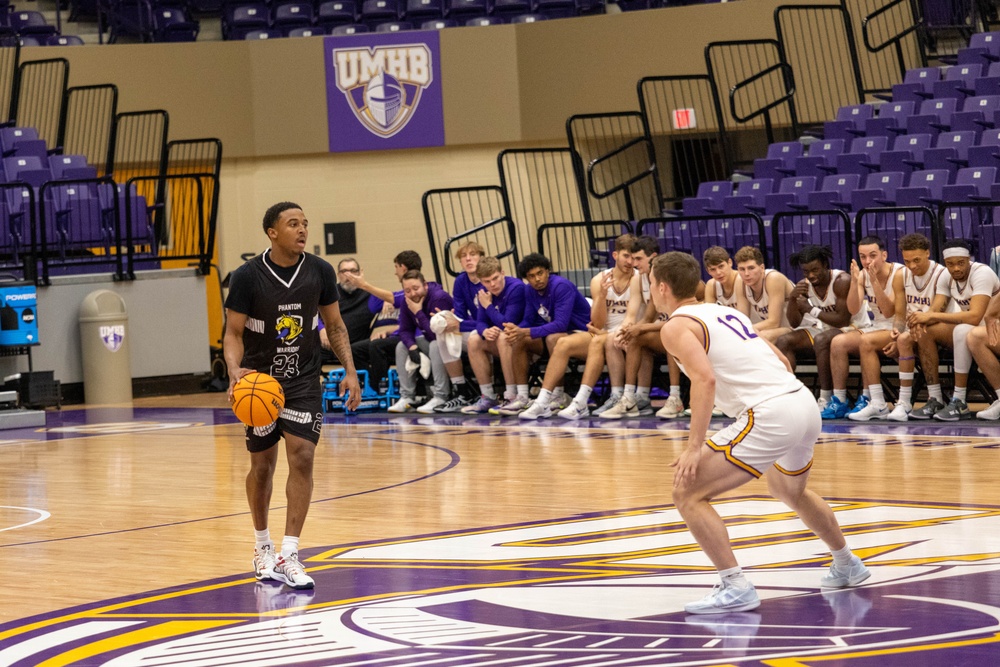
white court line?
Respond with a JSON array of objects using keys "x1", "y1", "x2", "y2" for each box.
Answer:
[{"x1": 0, "y1": 505, "x2": 50, "y2": 532}]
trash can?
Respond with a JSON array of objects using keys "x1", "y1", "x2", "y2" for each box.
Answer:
[{"x1": 79, "y1": 289, "x2": 132, "y2": 404}]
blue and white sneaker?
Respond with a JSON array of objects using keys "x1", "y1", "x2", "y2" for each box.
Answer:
[
  {"x1": 821, "y1": 555, "x2": 871, "y2": 588},
  {"x1": 820, "y1": 396, "x2": 850, "y2": 419},
  {"x1": 847, "y1": 394, "x2": 869, "y2": 415},
  {"x1": 684, "y1": 581, "x2": 760, "y2": 615},
  {"x1": 557, "y1": 402, "x2": 590, "y2": 420}
]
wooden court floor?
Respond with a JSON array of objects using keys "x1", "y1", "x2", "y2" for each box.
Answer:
[{"x1": 2, "y1": 392, "x2": 1000, "y2": 666}]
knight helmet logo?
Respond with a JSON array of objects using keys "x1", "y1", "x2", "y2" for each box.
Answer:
[{"x1": 333, "y1": 44, "x2": 433, "y2": 138}]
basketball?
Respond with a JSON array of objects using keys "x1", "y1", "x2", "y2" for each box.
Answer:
[{"x1": 232, "y1": 372, "x2": 285, "y2": 427}]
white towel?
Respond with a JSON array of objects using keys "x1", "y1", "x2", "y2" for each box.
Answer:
[
  {"x1": 430, "y1": 312, "x2": 464, "y2": 359},
  {"x1": 404, "y1": 351, "x2": 432, "y2": 379}
]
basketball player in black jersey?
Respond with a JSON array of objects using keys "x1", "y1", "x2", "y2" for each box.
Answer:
[{"x1": 224, "y1": 202, "x2": 361, "y2": 590}]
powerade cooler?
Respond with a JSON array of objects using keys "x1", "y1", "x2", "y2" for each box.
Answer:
[{"x1": 0, "y1": 282, "x2": 37, "y2": 346}]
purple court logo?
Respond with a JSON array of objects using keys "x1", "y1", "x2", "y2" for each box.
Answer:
[{"x1": 325, "y1": 32, "x2": 444, "y2": 152}]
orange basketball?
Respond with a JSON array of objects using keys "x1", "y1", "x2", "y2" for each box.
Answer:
[{"x1": 232, "y1": 372, "x2": 285, "y2": 427}]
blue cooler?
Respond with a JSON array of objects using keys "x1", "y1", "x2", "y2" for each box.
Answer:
[{"x1": 0, "y1": 282, "x2": 38, "y2": 346}]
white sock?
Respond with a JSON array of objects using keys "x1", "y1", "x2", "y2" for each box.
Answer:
[
  {"x1": 505, "y1": 385, "x2": 516, "y2": 400},
  {"x1": 719, "y1": 565, "x2": 749, "y2": 588},
  {"x1": 573, "y1": 385, "x2": 593, "y2": 407},
  {"x1": 954, "y1": 386, "x2": 967, "y2": 402},
  {"x1": 450, "y1": 376, "x2": 465, "y2": 386},
  {"x1": 481, "y1": 383, "x2": 497, "y2": 400},
  {"x1": 254, "y1": 529, "x2": 272, "y2": 550},
  {"x1": 610, "y1": 386, "x2": 624, "y2": 398},
  {"x1": 928, "y1": 384, "x2": 943, "y2": 401},
  {"x1": 636, "y1": 386, "x2": 650, "y2": 401},
  {"x1": 517, "y1": 384, "x2": 529, "y2": 399},
  {"x1": 862, "y1": 387, "x2": 870, "y2": 398},
  {"x1": 280, "y1": 536, "x2": 300, "y2": 558},
  {"x1": 869, "y1": 384, "x2": 886, "y2": 409},
  {"x1": 820, "y1": 389, "x2": 832, "y2": 402},
  {"x1": 623, "y1": 384, "x2": 636, "y2": 399},
  {"x1": 834, "y1": 389, "x2": 847, "y2": 402},
  {"x1": 536, "y1": 388, "x2": 552, "y2": 408},
  {"x1": 898, "y1": 373, "x2": 913, "y2": 405},
  {"x1": 831, "y1": 544, "x2": 854, "y2": 567},
  {"x1": 670, "y1": 384, "x2": 681, "y2": 398}
]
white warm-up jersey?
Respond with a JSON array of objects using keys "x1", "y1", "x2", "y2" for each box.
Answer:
[
  {"x1": 864, "y1": 262, "x2": 903, "y2": 330},
  {"x1": 601, "y1": 268, "x2": 634, "y2": 332},
  {"x1": 713, "y1": 276, "x2": 740, "y2": 308},
  {"x1": 904, "y1": 260, "x2": 946, "y2": 314},
  {"x1": 936, "y1": 262, "x2": 1000, "y2": 321},
  {"x1": 746, "y1": 269, "x2": 792, "y2": 328},
  {"x1": 802, "y1": 268, "x2": 870, "y2": 330},
  {"x1": 672, "y1": 302, "x2": 804, "y2": 417}
]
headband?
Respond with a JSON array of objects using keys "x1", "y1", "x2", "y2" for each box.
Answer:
[{"x1": 942, "y1": 247, "x2": 971, "y2": 259}]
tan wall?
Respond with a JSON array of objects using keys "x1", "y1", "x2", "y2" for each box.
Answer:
[{"x1": 30, "y1": 0, "x2": 838, "y2": 328}]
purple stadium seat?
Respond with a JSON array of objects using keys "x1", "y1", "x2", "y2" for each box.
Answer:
[
  {"x1": 0, "y1": 127, "x2": 46, "y2": 159},
  {"x1": 822, "y1": 104, "x2": 874, "y2": 140},
  {"x1": 888, "y1": 67, "x2": 939, "y2": 103},
  {"x1": 316, "y1": 1, "x2": 358, "y2": 30},
  {"x1": 895, "y1": 169, "x2": 952, "y2": 207},
  {"x1": 48, "y1": 154, "x2": 97, "y2": 180},
  {"x1": 752, "y1": 141, "x2": 804, "y2": 181},
  {"x1": 330, "y1": 23, "x2": 369, "y2": 34},
  {"x1": 421, "y1": 18, "x2": 457, "y2": 28},
  {"x1": 906, "y1": 98, "x2": 958, "y2": 136},
  {"x1": 922, "y1": 130, "x2": 976, "y2": 176},
  {"x1": 951, "y1": 94, "x2": 1000, "y2": 135},
  {"x1": 536, "y1": 0, "x2": 577, "y2": 18},
  {"x1": 373, "y1": 20, "x2": 412, "y2": 31},
  {"x1": 880, "y1": 133, "x2": 934, "y2": 174},
  {"x1": 152, "y1": 8, "x2": 199, "y2": 42},
  {"x1": 404, "y1": 0, "x2": 444, "y2": 20},
  {"x1": 273, "y1": 2, "x2": 314, "y2": 34},
  {"x1": 9, "y1": 11, "x2": 57, "y2": 37},
  {"x1": 864, "y1": 100, "x2": 915, "y2": 138},
  {"x1": 681, "y1": 180, "x2": 731, "y2": 215},
  {"x1": 288, "y1": 26, "x2": 322, "y2": 36},
  {"x1": 448, "y1": 0, "x2": 489, "y2": 18},
  {"x1": 720, "y1": 178, "x2": 774, "y2": 215},
  {"x1": 852, "y1": 171, "x2": 907, "y2": 210},
  {"x1": 834, "y1": 135, "x2": 888, "y2": 176},
  {"x1": 245, "y1": 28, "x2": 283, "y2": 39},
  {"x1": 781, "y1": 139, "x2": 845, "y2": 178},
  {"x1": 806, "y1": 173, "x2": 860, "y2": 211},
  {"x1": 764, "y1": 176, "x2": 817, "y2": 215},
  {"x1": 361, "y1": 0, "x2": 400, "y2": 26},
  {"x1": 46, "y1": 35, "x2": 85, "y2": 46},
  {"x1": 968, "y1": 128, "x2": 1000, "y2": 168},
  {"x1": 932, "y1": 63, "x2": 982, "y2": 100},
  {"x1": 43, "y1": 183, "x2": 104, "y2": 258},
  {"x1": 510, "y1": 13, "x2": 547, "y2": 22},
  {"x1": 465, "y1": 16, "x2": 503, "y2": 25},
  {"x1": 224, "y1": 3, "x2": 269, "y2": 40},
  {"x1": 3, "y1": 156, "x2": 50, "y2": 189}
]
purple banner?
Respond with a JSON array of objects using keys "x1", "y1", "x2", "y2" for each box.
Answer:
[{"x1": 324, "y1": 31, "x2": 445, "y2": 153}]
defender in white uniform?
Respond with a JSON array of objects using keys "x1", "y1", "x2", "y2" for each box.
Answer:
[
  {"x1": 650, "y1": 252, "x2": 869, "y2": 615},
  {"x1": 518, "y1": 233, "x2": 641, "y2": 420},
  {"x1": 908, "y1": 239, "x2": 1000, "y2": 421},
  {"x1": 823, "y1": 236, "x2": 904, "y2": 419}
]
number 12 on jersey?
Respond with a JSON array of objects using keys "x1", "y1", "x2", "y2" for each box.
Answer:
[{"x1": 718, "y1": 314, "x2": 758, "y2": 340}]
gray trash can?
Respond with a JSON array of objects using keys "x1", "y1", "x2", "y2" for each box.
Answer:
[{"x1": 79, "y1": 289, "x2": 132, "y2": 404}]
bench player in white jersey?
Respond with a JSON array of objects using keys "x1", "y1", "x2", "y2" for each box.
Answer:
[
  {"x1": 518, "y1": 233, "x2": 640, "y2": 419},
  {"x1": 602, "y1": 235, "x2": 692, "y2": 420},
  {"x1": 908, "y1": 239, "x2": 1000, "y2": 420},
  {"x1": 649, "y1": 252, "x2": 869, "y2": 615},
  {"x1": 703, "y1": 246, "x2": 746, "y2": 311},
  {"x1": 967, "y1": 290, "x2": 1000, "y2": 419},
  {"x1": 821, "y1": 236, "x2": 903, "y2": 419},
  {"x1": 733, "y1": 245, "x2": 795, "y2": 341},
  {"x1": 851, "y1": 233, "x2": 945, "y2": 421},
  {"x1": 776, "y1": 245, "x2": 867, "y2": 409}
]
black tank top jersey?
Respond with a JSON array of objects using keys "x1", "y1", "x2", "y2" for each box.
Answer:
[{"x1": 225, "y1": 250, "x2": 339, "y2": 383}]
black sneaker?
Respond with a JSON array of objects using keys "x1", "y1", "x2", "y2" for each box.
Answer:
[{"x1": 434, "y1": 393, "x2": 476, "y2": 413}]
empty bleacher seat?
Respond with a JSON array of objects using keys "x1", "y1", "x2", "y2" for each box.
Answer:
[
  {"x1": 47, "y1": 34, "x2": 85, "y2": 46},
  {"x1": 3, "y1": 156, "x2": 51, "y2": 188},
  {"x1": 9, "y1": 11, "x2": 58, "y2": 37},
  {"x1": 834, "y1": 136, "x2": 887, "y2": 176},
  {"x1": 404, "y1": 0, "x2": 444, "y2": 20},
  {"x1": 288, "y1": 26, "x2": 322, "y2": 37},
  {"x1": 48, "y1": 154, "x2": 97, "y2": 180},
  {"x1": 373, "y1": 20, "x2": 412, "y2": 31},
  {"x1": 316, "y1": 1, "x2": 358, "y2": 30},
  {"x1": 0, "y1": 127, "x2": 47, "y2": 160},
  {"x1": 361, "y1": 0, "x2": 400, "y2": 26},
  {"x1": 509, "y1": 13, "x2": 547, "y2": 22},
  {"x1": 245, "y1": 28, "x2": 283, "y2": 39},
  {"x1": 273, "y1": 2, "x2": 314, "y2": 34},
  {"x1": 152, "y1": 8, "x2": 199, "y2": 42},
  {"x1": 852, "y1": 171, "x2": 907, "y2": 210},
  {"x1": 465, "y1": 16, "x2": 503, "y2": 25},
  {"x1": 880, "y1": 133, "x2": 933, "y2": 174},
  {"x1": 330, "y1": 23, "x2": 369, "y2": 34},
  {"x1": 223, "y1": 3, "x2": 270, "y2": 40},
  {"x1": 421, "y1": 19, "x2": 457, "y2": 28},
  {"x1": 822, "y1": 104, "x2": 874, "y2": 140}
]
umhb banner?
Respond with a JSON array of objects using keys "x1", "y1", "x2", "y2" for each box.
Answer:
[{"x1": 325, "y1": 31, "x2": 445, "y2": 152}]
